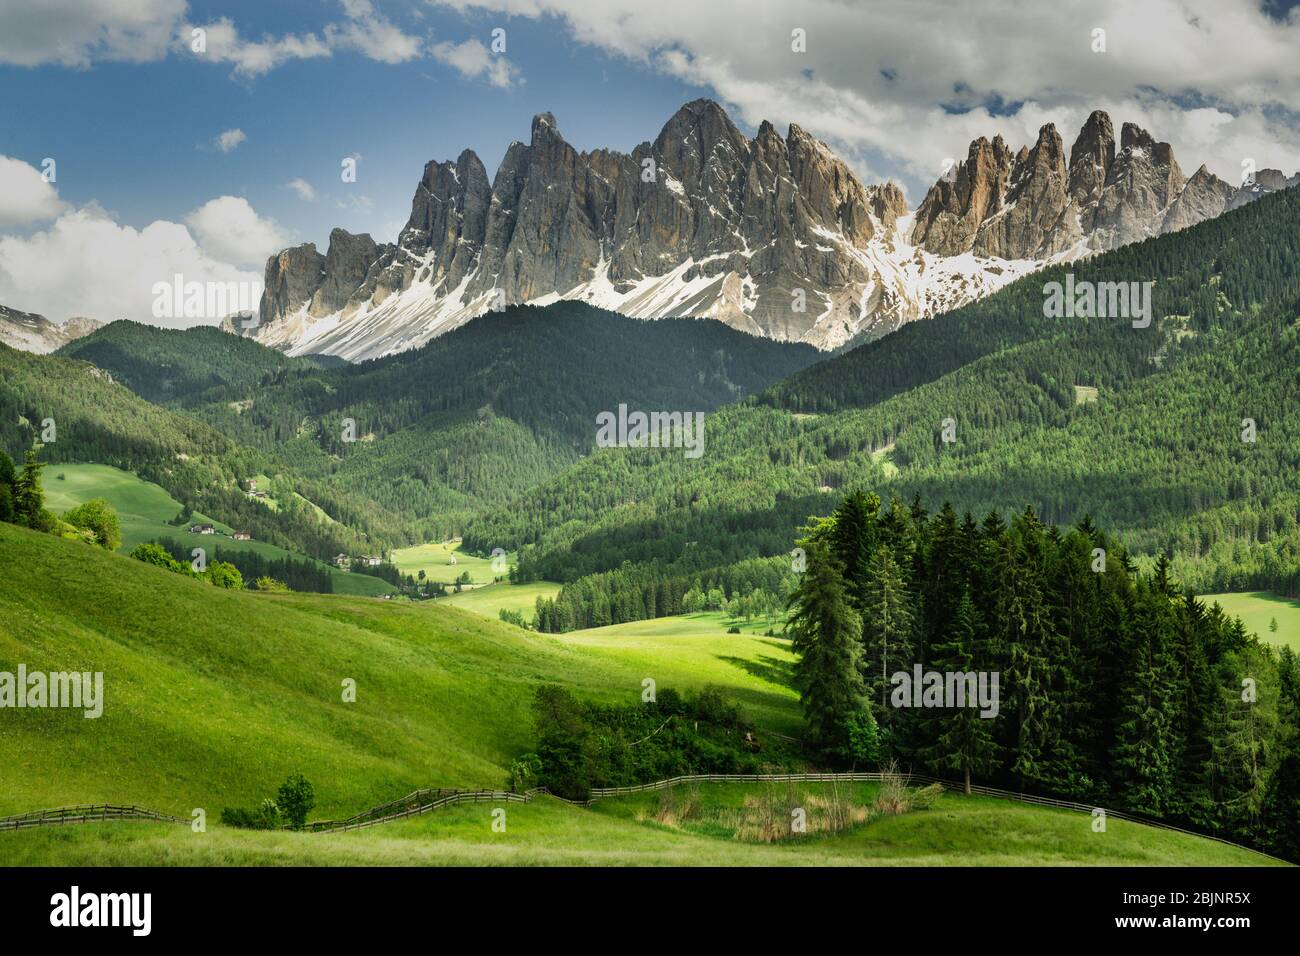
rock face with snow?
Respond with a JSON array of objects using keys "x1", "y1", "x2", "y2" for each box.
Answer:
[
  {"x1": 912, "y1": 110, "x2": 1296, "y2": 258},
  {"x1": 1161, "y1": 165, "x2": 1235, "y2": 234},
  {"x1": 243, "y1": 100, "x2": 1298, "y2": 362},
  {"x1": 0, "y1": 306, "x2": 102, "y2": 354},
  {"x1": 243, "y1": 99, "x2": 1005, "y2": 361}
]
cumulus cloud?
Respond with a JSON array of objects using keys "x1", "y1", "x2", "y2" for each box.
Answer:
[
  {"x1": 184, "y1": 0, "x2": 423, "y2": 78},
  {"x1": 184, "y1": 196, "x2": 290, "y2": 268},
  {"x1": 429, "y1": 0, "x2": 1300, "y2": 195},
  {"x1": 0, "y1": 203, "x2": 262, "y2": 328},
  {"x1": 286, "y1": 178, "x2": 317, "y2": 201},
  {"x1": 0, "y1": 0, "x2": 430, "y2": 77},
  {"x1": 182, "y1": 16, "x2": 332, "y2": 78},
  {"x1": 431, "y1": 37, "x2": 518, "y2": 88},
  {"x1": 328, "y1": 0, "x2": 424, "y2": 63},
  {"x1": 0, "y1": 156, "x2": 69, "y2": 228},
  {"x1": 0, "y1": 0, "x2": 186, "y2": 67}
]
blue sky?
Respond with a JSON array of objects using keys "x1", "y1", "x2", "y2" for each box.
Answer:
[
  {"x1": 2, "y1": 0, "x2": 1299, "y2": 325},
  {"x1": 0, "y1": 1, "x2": 717, "y2": 250}
]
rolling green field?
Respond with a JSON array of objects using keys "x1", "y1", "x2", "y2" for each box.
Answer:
[
  {"x1": 556, "y1": 612, "x2": 799, "y2": 734},
  {"x1": 438, "y1": 580, "x2": 563, "y2": 622},
  {"x1": 0, "y1": 784, "x2": 1279, "y2": 867},
  {"x1": 392, "y1": 539, "x2": 512, "y2": 585},
  {"x1": 0, "y1": 524, "x2": 1282, "y2": 867},
  {"x1": 1203, "y1": 591, "x2": 1300, "y2": 652},
  {"x1": 40, "y1": 463, "x2": 392, "y2": 596},
  {"x1": 0, "y1": 523, "x2": 797, "y2": 819}
]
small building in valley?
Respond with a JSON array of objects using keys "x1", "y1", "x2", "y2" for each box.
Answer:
[
  {"x1": 232, "y1": 530, "x2": 251, "y2": 541},
  {"x1": 190, "y1": 523, "x2": 214, "y2": 535}
]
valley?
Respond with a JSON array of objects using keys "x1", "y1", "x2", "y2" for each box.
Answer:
[{"x1": 2, "y1": 111, "x2": 1299, "y2": 873}]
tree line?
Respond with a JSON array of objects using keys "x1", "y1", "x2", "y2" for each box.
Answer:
[{"x1": 789, "y1": 489, "x2": 1300, "y2": 862}]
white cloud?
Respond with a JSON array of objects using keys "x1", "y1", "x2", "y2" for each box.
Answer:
[
  {"x1": 429, "y1": 0, "x2": 1300, "y2": 194},
  {"x1": 185, "y1": 1, "x2": 424, "y2": 79},
  {"x1": 183, "y1": 16, "x2": 332, "y2": 79},
  {"x1": 0, "y1": 203, "x2": 262, "y2": 327},
  {"x1": 215, "y1": 128, "x2": 247, "y2": 153},
  {"x1": 328, "y1": 0, "x2": 424, "y2": 63},
  {"x1": 286, "y1": 178, "x2": 317, "y2": 201},
  {"x1": 0, "y1": 0, "x2": 186, "y2": 67},
  {"x1": 431, "y1": 38, "x2": 518, "y2": 88},
  {"x1": 184, "y1": 196, "x2": 290, "y2": 268},
  {"x1": 0, "y1": 156, "x2": 69, "y2": 228}
]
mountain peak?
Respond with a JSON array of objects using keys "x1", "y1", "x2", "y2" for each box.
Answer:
[
  {"x1": 244, "y1": 98, "x2": 1296, "y2": 363},
  {"x1": 530, "y1": 111, "x2": 560, "y2": 144},
  {"x1": 1120, "y1": 121, "x2": 1157, "y2": 153}
]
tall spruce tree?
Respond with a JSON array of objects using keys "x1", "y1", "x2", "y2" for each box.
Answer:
[
  {"x1": 786, "y1": 528, "x2": 871, "y2": 760},
  {"x1": 14, "y1": 449, "x2": 46, "y2": 529},
  {"x1": 859, "y1": 545, "x2": 916, "y2": 728},
  {"x1": 923, "y1": 591, "x2": 1001, "y2": 794}
]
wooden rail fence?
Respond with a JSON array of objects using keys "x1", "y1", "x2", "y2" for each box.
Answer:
[{"x1": 0, "y1": 804, "x2": 183, "y2": 831}]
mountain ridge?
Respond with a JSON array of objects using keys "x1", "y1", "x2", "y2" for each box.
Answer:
[
  {"x1": 0, "y1": 305, "x2": 101, "y2": 354},
  {"x1": 237, "y1": 99, "x2": 1297, "y2": 363}
]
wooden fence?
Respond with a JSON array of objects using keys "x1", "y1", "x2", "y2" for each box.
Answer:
[
  {"x1": 0, "y1": 775, "x2": 1285, "y2": 862},
  {"x1": 308, "y1": 790, "x2": 530, "y2": 834},
  {"x1": 0, "y1": 804, "x2": 183, "y2": 831}
]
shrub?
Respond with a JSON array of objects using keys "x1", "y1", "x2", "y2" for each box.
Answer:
[
  {"x1": 129, "y1": 541, "x2": 185, "y2": 572},
  {"x1": 62, "y1": 498, "x2": 122, "y2": 551},
  {"x1": 498, "y1": 608, "x2": 530, "y2": 629},
  {"x1": 276, "y1": 772, "x2": 315, "y2": 830},
  {"x1": 220, "y1": 798, "x2": 280, "y2": 830},
  {"x1": 527, "y1": 684, "x2": 789, "y2": 800},
  {"x1": 205, "y1": 561, "x2": 243, "y2": 590},
  {"x1": 508, "y1": 753, "x2": 543, "y2": 793}
]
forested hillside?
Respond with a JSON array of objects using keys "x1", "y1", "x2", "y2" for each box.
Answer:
[
  {"x1": 0, "y1": 344, "x2": 396, "y2": 559},
  {"x1": 81, "y1": 303, "x2": 821, "y2": 541},
  {"x1": 470, "y1": 184, "x2": 1300, "y2": 627},
  {"x1": 56, "y1": 322, "x2": 339, "y2": 405}
]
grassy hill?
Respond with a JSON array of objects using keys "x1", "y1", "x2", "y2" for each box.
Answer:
[
  {"x1": 0, "y1": 341, "x2": 401, "y2": 559},
  {"x1": 0, "y1": 523, "x2": 1281, "y2": 867},
  {"x1": 0, "y1": 522, "x2": 797, "y2": 818},
  {"x1": 1, "y1": 782, "x2": 1279, "y2": 867},
  {"x1": 391, "y1": 539, "x2": 511, "y2": 586},
  {"x1": 40, "y1": 463, "x2": 392, "y2": 596},
  {"x1": 437, "y1": 580, "x2": 564, "y2": 623}
]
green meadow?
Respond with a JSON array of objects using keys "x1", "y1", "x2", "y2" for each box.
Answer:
[
  {"x1": 0, "y1": 524, "x2": 1283, "y2": 867},
  {"x1": 0, "y1": 784, "x2": 1278, "y2": 867},
  {"x1": 438, "y1": 580, "x2": 563, "y2": 622},
  {"x1": 391, "y1": 539, "x2": 511, "y2": 586},
  {"x1": 555, "y1": 612, "x2": 799, "y2": 734},
  {"x1": 1203, "y1": 591, "x2": 1300, "y2": 652},
  {"x1": 39, "y1": 463, "x2": 391, "y2": 596},
  {"x1": 0, "y1": 523, "x2": 796, "y2": 819}
]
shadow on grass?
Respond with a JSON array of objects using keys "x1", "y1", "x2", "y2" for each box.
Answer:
[{"x1": 718, "y1": 653, "x2": 796, "y2": 689}]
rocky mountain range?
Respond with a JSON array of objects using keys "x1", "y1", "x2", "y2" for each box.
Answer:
[
  {"x1": 237, "y1": 99, "x2": 1298, "y2": 362},
  {"x1": 910, "y1": 110, "x2": 1297, "y2": 259},
  {"x1": 0, "y1": 306, "x2": 101, "y2": 354}
]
